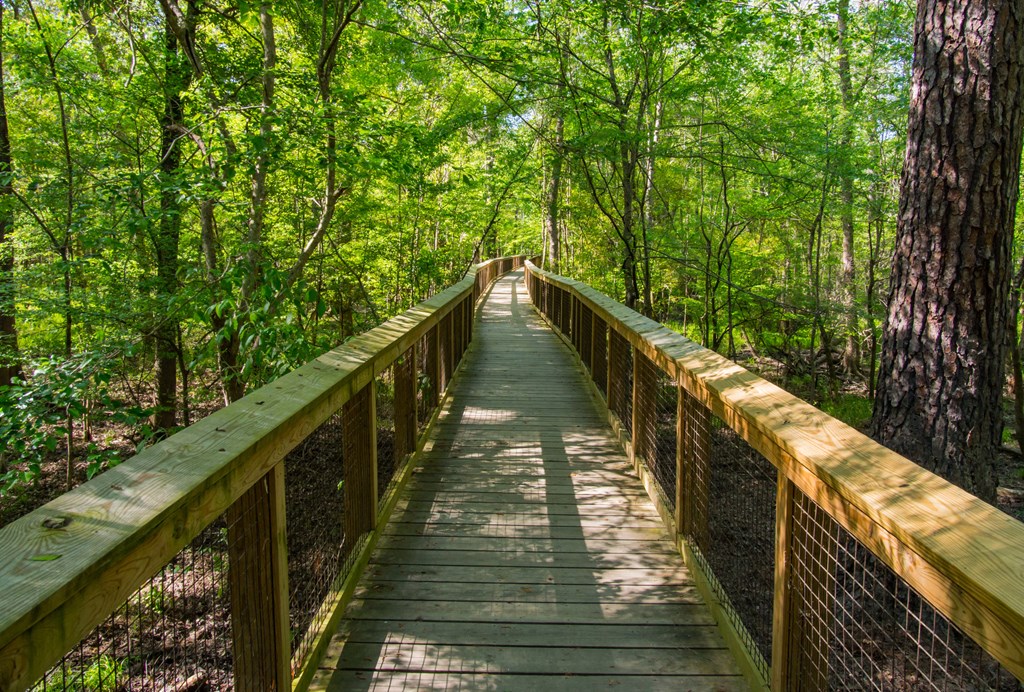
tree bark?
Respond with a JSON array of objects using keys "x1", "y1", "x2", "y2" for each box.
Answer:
[
  {"x1": 837, "y1": 0, "x2": 860, "y2": 376},
  {"x1": 0, "y1": 1, "x2": 18, "y2": 387},
  {"x1": 872, "y1": 0, "x2": 1024, "y2": 503},
  {"x1": 153, "y1": 4, "x2": 195, "y2": 429},
  {"x1": 543, "y1": 111, "x2": 563, "y2": 272}
]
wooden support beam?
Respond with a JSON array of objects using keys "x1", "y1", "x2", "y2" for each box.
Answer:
[
  {"x1": 227, "y1": 462, "x2": 291, "y2": 691},
  {"x1": 343, "y1": 381, "x2": 377, "y2": 545},
  {"x1": 771, "y1": 474, "x2": 796, "y2": 691},
  {"x1": 675, "y1": 380, "x2": 687, "y2": 535}
]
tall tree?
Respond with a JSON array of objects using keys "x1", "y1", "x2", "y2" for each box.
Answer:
[
  {"x1": 0, "y1": 0, "x2": 17, "y2": 387},
  {"x1": 872, "y1": 0, "x2": 1024, "y2": 502},
  {"x1": 836, "y1": 0, "x2": 860, "y2": 376},
  {"x1": 152, "y1": 0, "x2": 198, "y2": 430}
]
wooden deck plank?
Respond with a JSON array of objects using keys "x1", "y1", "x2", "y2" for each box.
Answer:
[
  {"x1": 328, "y1": 620, "x2": 727, "y2": 648},
  {"x1": 350, "y1": 580, "x2": 703, "y2": 604},
  {"x1": 317, "y1": 671, "x2": 748, "y2": 691},
  {"x1": 362, "y1": 564, "x2": 693, "y2": 586},
  {"x1": 342, "y1": 598, "x2": 716, "y2": 626},
  {"x1": 310, "y1": 270, "x2": 742, "y2": 690},
  {"x1": 329, "y1": 642, "x2": 738, "y2": 675},
  {"x1": 367, "y1": 549, "x2": 686, "y2": 570}
]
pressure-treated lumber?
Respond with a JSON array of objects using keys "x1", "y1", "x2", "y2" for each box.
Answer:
[
  {"x1": 526, "y1": 260, "x2": 1024, "y2": 682},
  {"x1": 0, "y1": 257, "x2": 523, "y2": 691},
  {"x1": 310, "y1": 271, "x2": 743, "y2": 691}
]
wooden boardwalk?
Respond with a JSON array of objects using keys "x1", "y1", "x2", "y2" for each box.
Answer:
[{"x1": 311, "y1": 270, "x2": 745, "y2": 691}]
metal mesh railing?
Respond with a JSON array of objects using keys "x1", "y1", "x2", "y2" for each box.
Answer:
[
  {"x1": 788, "y1": 491, "x2": 1021, "y2": 691},
  {"x1": 523, "y1": 261, "x2": 1024, "y2": 691},
  {"x1": 593, "y1": 315, "x2": 608, "y2": 396},
  {"x1": 286, "y1": 413, "x2": 344, "y2": 670},
  {"x1": 417, "y1": 326, "x2": 439, "y2": 434},
  {"x1": 376, "y1": 364, "x2": 397, "y2": 503},
  {"x1": 608, "y1": 329, "x2": 633, "y2": 440},
  {"x1": 633, "y1": 351, "x2": 677, "y2": 512},
  {"x1": 560, "y1": 285, "x2": 572, "y2": 335},
  {"x1": 579, "y1": 304, "x2": 594, "y2": 373},
  {"x1": 438, "y1": 312, "x2": 452, "y2": 394},
  {"x1": 393, "y1": 345, "x2": 417, "y2": 472},
  {"x1": 681, "y1": 394, "x2": 776, "y2": 678},
  {"x1": 34, "y1": 522, "x2": 234, "y2": 691}
]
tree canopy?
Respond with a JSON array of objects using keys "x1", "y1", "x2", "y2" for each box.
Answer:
[{"x1": 8, "y1": 0, "x2": 1010, "y2": 502}]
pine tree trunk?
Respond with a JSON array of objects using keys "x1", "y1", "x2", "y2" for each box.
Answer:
[{"x1": 872, "y1": 0, "x2": 1024, "y2": 503}]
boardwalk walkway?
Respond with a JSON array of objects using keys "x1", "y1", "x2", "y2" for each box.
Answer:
[{"x1": 311, "y1": 270, "x2": 745, "y2": 691}]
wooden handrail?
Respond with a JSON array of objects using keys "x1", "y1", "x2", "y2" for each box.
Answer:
[
  {"x1": 0, "y1": 255, "x2": 527, "y2": 691},
  {"x1": 525, "y1": 260, "x2": 1024, "y2": 686}
]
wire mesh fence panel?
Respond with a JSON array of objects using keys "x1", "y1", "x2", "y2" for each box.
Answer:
[
  {"x1": 438, "y1": 313, "x2": 452, "y2": 393},
  {"x1": 608, "y1": 329, "x2": 633, "y2": 440},
  {"x1": 32, "y1": 521, "x2": 233, "y2": 692},
  {"x1": 681, "y1": 392, "x2": 775, "y2": 679},
  {"x1": 376, "y1": 363, "x2": 397, "y2": 504},
  {"x1": 593, "y1": 316, "x2": 608, "y2": 397},
  {"x1": 392, "y1": 345, "x2": 417, "y2": 483},
  {"x1": 343, "y1": 382, "x2": 376, "y2": 543},
  {"x1": 452, "y1": 302, "x2": 464, "y2": 369},
  {"x1": 560, "y1": 286, "x2": 572, "y2": 335},
  {"x1": 417, "y1": 327, "x2": 438, "y2": 435},
  {"x1": 285, "y1": 412, "x2": 344, "y2": 670},
  {"x1": 681, "y1": 390, "x2": 711, "y2": 551},
  {"x1": 788, "y1": 491, "x2": 1023, "y2": 691},
  {"x1": 579, "y1": 304, "x2": 594, "y2": 373},
  {"x1": 633, "y1": 352, "x2": 677, "y2": 512}
]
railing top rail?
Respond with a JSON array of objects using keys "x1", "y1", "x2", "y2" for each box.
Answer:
[
  {"x1": 0, "y1": 256, "x2": 523, "y2": 664},
  {"x1": 525, "y1": 260, "x2": 1024, "y2": 674}
]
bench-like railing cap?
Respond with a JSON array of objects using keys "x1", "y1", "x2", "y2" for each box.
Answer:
[
  {"x1": 526, "y1": 260, "x2": 1024, "y2": 679},
  {"x1": 0, "y1": 257, "x2": 517, "y2": 684}
]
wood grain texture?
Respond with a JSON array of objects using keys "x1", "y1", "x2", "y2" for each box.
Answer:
[
  {"x1": 526, "y1": 261, "x2": 1024, "y2": 681},
  {"x1": 310, "y1": 271, "x2": 741, "y2": 691}
]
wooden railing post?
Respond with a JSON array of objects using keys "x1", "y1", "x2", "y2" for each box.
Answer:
[
  {"x1": 632, "y1": 354, "x2": 641, "y2": 461},
  {"x1": 675, "y1": 380, "x2": 687, "y2": 534},
  {"x1": 226, "y1": 461, "x2": 291, "y2": 691},
  {"x1": 772, "y1": 474, "x2": 796, "y2": 691},
  {"x1": 343, "y1": 381, "x2": 378, "y2": 543}
]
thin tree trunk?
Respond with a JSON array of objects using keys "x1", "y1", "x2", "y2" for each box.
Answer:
[
  {"x1": 544, "y1": 111, "x2": 563, "y2": 272},
  {"x1": 837, "y1": 0, "x2": 860, "y2": 376},
  {"x1": 0, "y1": 1, "x2": 18, "y2": 387},
  {"x1": 641, "y1": 99, "x2": 662, "y2": 318},
  {"x1": 153, "y1": 6, "x2": 194, "y2": 430}
]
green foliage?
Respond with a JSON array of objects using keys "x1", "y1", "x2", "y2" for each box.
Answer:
[
  {"x1": 30, "y1": 654, "x2": 126, "y2": 692},
  {"x1": 0, "y1": 353, "x2": 154, "y2": 496},
  {"x1": 819, "y1": 394, "x2": 875, "y2": 430},
  {"x1": 0, "y1": 0, "x2": 919, "y2": 508}
]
